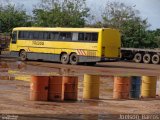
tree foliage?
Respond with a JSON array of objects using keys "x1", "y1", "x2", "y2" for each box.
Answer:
[
  {"x1": 100, "y1": 1, "x2": 155, "y2": 48},
  {"x1": 0, "y1": 0, "x2": 160, "y2": 49},
  {"x1": 33, "y1": 0, "x2": 90, "y2": 27},
  {"x1": 147, "y1": 29, "x2": 160, "y2": 48},
  {"x1": 0, "y1": 2, "x2": 30, "y2": 33}
]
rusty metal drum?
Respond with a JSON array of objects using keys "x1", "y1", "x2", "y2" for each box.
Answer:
[
  {"x1": 63, "y1": 76, "x2": 78, "y2": 101},
  {"x1": 30, "y1": 76, "x2": 49, "y2": 101},
  {"x1": 113, "y1": 76, "x2": 130, "y2": 99},
  {"x1": 48, "y1": 76, "x2": 65, "y2": 101}
]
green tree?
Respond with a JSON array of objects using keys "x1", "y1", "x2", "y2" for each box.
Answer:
[
  {"x1": 147, "y1": 29, "x2": 160, "y2": 48},
  {"x1": 101, "y1": 1, "x2": 151, "y2": 48},
  {"x1": 0, "y1": 2, "x2": 30, "y2": 33},
  {"x1": 33, "y1": 0, "x2": 90, "y2": 27}
]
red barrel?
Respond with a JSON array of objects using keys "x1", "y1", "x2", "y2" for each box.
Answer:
[
  {"x1": 113, "y1": 76, "x2": 130, "y2": 99},
  {"x1": 30, "y1": 76, "x2": 49, "y2": 101},
  {"x1": 63, "y1": 76, "x2": 78, "y2": 101},
  {"x1": 48, "y1": 76, "x2": 65, "y2": 101}
]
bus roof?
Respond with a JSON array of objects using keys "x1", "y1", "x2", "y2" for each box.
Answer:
[{"x1": 13, "y1": 27, "x2": 115, "y2": 32}]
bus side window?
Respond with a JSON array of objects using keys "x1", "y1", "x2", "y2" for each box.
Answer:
[
  {"x1": 18, "y1": 31, "x2": 24, "y2": 39},
  {"x1": 39, "y1": 32, "x2": 44, "y2": 40},
  {"x1": 33, "y1": 32, "x2": 39, "y2": 40},
  {"x1": 50, "y1": 32, "x2": 59, "y2": 40},
  {"x1": 78, "y1": 33, "x2": 84, "y2": 41},
  {"x1": 24, "y1": 31, "x2": 29, "y2": 39},
  {"x1": 28, "y1": 32, "x2": 33, "y2": 39},
  {"x1": 44, "y1": 32, "x2": 51, "y2": 40},
  {"x1": 11, "y1": 31, "x2": 17, "y2": 44},
  {"x1": 92, "y1": 33, "x2": 98, "y2": 42},
  {"x1": 59, "y1": 32, "x2": 72, "y2": 41},
  {"x1": 72, "y1": 33, "x2": 78, "y2": 41},
  {"x1": 85, "y1": 33, "x2": 92, "y2": 41}
]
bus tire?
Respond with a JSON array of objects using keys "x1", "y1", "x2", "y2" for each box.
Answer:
[
  {"x1": 70, "y1": 53, "x2": 79, "y2": 65},
  {"x1": 152, "y1": 54, "x2": 160, "y2": 64},
  {"x1": 60, "y1": 53, "x2": 69, "y2": 64},
  {"x1": 19, "y1": 50, "x2": 27, "y2": 61},
  {"x1": 134, "y1": 53, "x2": 142, "y2": 63},
  {"x1": 143, "y1": 53, "x2": 151, "y2": 64}
]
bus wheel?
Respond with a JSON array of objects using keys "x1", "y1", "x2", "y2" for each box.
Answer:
[
  {"x1": 70, "y1": 53, "x2": 79, "y2": 65},
  {"x1": 19, "y1": 50, "x2": 27, "y2": 61},
  {"x1": 60, "y1": 53, "x2": 69, "y2": 64},
  {"x1": 143, "y1": 53, "x2": 151, "y2": 64},
  {"x1": 152, "y1": 54, "x2": 160, "y2": 64},
  {"x1": 134, "y1": 53, "x2": 142, "y2": 63}
]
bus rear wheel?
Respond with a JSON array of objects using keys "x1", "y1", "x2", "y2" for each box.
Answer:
[
  {"x1": 143, "y1": 53, "x2": 151, "y2": 64},
  {"x1": 19, "y1": 50, "x2": 27, "y2": 61},
  {"x1": 134, "y1": 53, "x2": 142, "y2": 63},
  {"x1": 60, "y1": 53, "x2": 69, "y2": 64},
  {"x1": 152, "y1": 54, "x2": 160, "y2": 64},
  {"x1": 70, "y1": 53, "x2": 79, "y2": 65}
]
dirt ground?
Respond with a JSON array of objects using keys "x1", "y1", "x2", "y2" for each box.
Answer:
[{"x1": 0, "y1": 57, "x2": 160, "y2": 120}]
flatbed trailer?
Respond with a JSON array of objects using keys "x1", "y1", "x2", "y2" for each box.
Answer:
[{"x1": 121, "y1": 48, "x2": 160, "y2": 64}]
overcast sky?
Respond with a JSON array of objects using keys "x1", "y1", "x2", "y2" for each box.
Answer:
[{"x1": 4, "y1": 0, "x2": 160, "y2": 30}]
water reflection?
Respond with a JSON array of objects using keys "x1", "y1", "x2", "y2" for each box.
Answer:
[{"x1": 13, "y1": 114, "x2": 119, "y2": 120}]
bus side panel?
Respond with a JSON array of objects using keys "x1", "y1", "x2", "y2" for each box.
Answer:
[
  {"x1": 27, "y1": 52, "x2": 100, "y2": 62},
  {"x1": 27, "y1": 52, "x2": 60, "y2": 62},
  {"x1": 10, "y1": 51, "x2": 19, "y2": 57},
  {"x1": 16, "y1": 40, "x2": 100, "y2": 62},
  {"x1": 102, "y1": 29, "x2": 121, "y2": 58},
  {"x1": 10, "y1": 50, "x2": 100, "y2": 63},
  {"x1": 78, "y1": 56, "x2": 101, "y2": 62}
]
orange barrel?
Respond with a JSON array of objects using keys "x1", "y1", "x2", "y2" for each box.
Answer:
[
  {"x1": 0, "y1": 76, "x2": 10, "y2": 80},
  {"x1": 83, "y1": 74, "x2": 100, "y2": 99},
  {"x1": 0, "y1": 62, "x2": 9, "y2": 68},
  {"x1": 141, "y1": 76, "x2": 157, "y2": 98},
  {"x1": 63, "y1": 76, "x2": 78, "y2": 101},
  {"x1": 113, "y1": 76, "x2": 130, "y2": 99},
  {"x1": 30, "y1": 76, "x2": 49, "y2": 101},
  {"x1": 48, "y1": 76, "x2": 65, "y2": 101}
]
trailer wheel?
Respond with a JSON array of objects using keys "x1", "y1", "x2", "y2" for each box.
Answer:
[
  {"x1": 134, "y1": 53, "x2": 142, "y2": 63},
  {"x1": 70, "y1": 53, "x2": 79, "y2": 65},
  {"x1": 152, "y1": 54, "x2": 160, "y2": 64},
  {"x1": 143, "y1": 53, "x2": 151, "y2": 64}
]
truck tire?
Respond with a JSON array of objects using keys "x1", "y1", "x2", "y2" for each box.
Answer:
[
  {"x1": 134, "y1": 53, "x2": 142, "y2": 63},
  {"x1": 152, "y1": 54, "x2": 160, "y2": 64},
  {"x1": 143, "y1": 53, "x2": 151, "y2": 64}
]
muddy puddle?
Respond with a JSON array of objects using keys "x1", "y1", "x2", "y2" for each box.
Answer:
[
  {"x1": 1, "y1": 114, "x2": 118, "y2": 120},
  {"x1": 1, "y1": 61, "x2": 160, "y2": 119}
]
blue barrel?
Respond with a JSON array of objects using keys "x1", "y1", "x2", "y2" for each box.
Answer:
[{"x1": 130, "y1": 76, "x2": 141, "y2": 99}]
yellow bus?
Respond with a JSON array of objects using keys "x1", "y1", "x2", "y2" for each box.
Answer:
[{"x1": 10, "y1": 27, "x2": 121, "y2": 65}]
